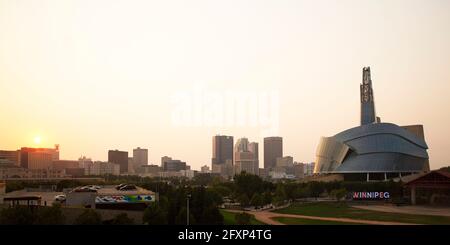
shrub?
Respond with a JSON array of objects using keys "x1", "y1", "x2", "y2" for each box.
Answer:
[
  {"x1": 235, "y1": 212, "x2": 251, "y2": 225},
  {"x1": 74, "y1": 209, "x2": 102, "y2": 225}
]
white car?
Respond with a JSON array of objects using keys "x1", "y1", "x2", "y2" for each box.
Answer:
[
  {"x1": 86, "y1": 185, "x2": 101, "y2": 190},
  {"x1": 54, "y1": 194, "x2": 66, "y2": 202}
]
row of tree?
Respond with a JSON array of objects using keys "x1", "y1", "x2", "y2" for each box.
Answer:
[
  {"x1": 143, "y1": 185, "x2": 224, "y2": 225},
  {"x1": 0, "y1": 204, "x2": 134, "y2": 225}
]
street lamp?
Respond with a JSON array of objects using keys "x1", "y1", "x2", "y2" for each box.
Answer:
[{"x1": 186, "y1": 194, "x2": 191, "y2": 225}]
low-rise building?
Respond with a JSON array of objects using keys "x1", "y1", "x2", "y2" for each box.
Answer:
[
  {"x1": 304, "y1": 162, "x2": 316, "y2": 176},
  {"x1": 137, "y1": 164, "x2": 161, "y2": 175},
  {"x1": 293, "y1": 162, "x2": 304, "y2": 179},
  {"x1": 180, "y1": 170, "x2": 196, "y2": 179},
  {"x1": 0, "y1": 165, "x2": 67, "y2": 179},
  {"x1": 159, "y1": 171, "x2": 184, "y2": 178},
  {"x1": 201, "y1": 165, "x2": 211, "y2": 173},
  {"x1": 85, "y1": 161, "x2": 120, "y2": 176},
  {"x1": 65, "y1": 185, "x2": 157, "y2": 211},
  {"x1": 52, "y1": 160, "x2": 79, "y2": 170},
  {"x1": 212, "y1": 160, "x2": 234, "y2": 178},
  {"x1": 0, "y1": 150, "x2": 21, "y2": 166},
  {"x1": 276, "y1": 156, "x2": 293, "y2": 168},
  {"x1": 161, "y1": 157, "x2": 187, "y2": 172}
]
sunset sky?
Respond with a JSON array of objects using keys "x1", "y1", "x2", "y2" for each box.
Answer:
[{"x1": 1, "y1": 0, "x2": 449, "y2": 170}]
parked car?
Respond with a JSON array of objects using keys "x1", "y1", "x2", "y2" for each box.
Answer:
[
  {"x1": 73, "y1": 186, "x2": 97, "y2": 192},
  {"x1": 86, "y1": 185, "x2": 101, "y2": 190},
  {"x1": 115, "y1": 183, "x2": 127, "y2": 190},
  {"x1": 54, "y1": 194, "x2": 66, "y2": 202},
  {"x1": 119, "y1": 184, "x2": 137, "y2": 191}
]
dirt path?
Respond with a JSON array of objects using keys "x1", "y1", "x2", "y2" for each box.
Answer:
[{"x1": 225, "y1": 209, "x2": 417, "y2": 225}]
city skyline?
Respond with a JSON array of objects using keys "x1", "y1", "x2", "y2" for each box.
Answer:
[{"x1": 1, "y1": 0, "x2": 450, "y2": 170}]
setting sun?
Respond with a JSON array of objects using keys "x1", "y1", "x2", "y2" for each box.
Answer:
[{"x1": 34, "y1": 136, "x2": 41, "y2": 145}]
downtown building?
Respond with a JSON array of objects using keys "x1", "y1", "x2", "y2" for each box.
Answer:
[
  {"x1": 0, "y1": 150, "x2": 21, "y2": 166},
  {"x1": 0, "y1": 146, "x2": 73, "y2": 179},
  {"x1": 20, "y1": 145, "x2": 60, "y2": 169},
  {"x1": 211, "y1": 135, "x2": 234, "y2": 178},
  {"x1": 52, "y1": 160, "x2": 85, "y2": 177},
  {"x1": 234, "y1": 138, "x2": 259, "y2": 175},
  {"x1": 132, "y1": 147, "x2": 148, "y2": 173},
  {"x1": 137, "y1": 164, "x2": 161, "y2": 177},
  {"x1": 78, "y1": 156, "x2": 120, "y2": 176},
  {"x1": 0, "y1": 167, "x2": 66, "y2": 179},
  {"x1": 264, "y1": 137, "x2": 283, "y2": 171},
  {"x1": 314, "y1": 67, "x2": 430, "y2": 181},
  {"x1": 108, "y1": 150, "x2": 128, "y2": 174},
  {"x1": 160, "y1": 156, "x2": 194, "y2": 179},
  {"x1": 161, "y1": 156, "x2": 187, "y2": 171}
]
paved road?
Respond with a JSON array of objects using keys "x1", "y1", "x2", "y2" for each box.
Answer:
[
  {"x1": 352, "y1": 205, "x2": 450, "y2": 217},
  {"x1": 225, "y1": 209, "x2": 416, "y2": 225}
]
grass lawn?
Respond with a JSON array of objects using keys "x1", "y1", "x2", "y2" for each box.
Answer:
[
  {"x1": 220, "y1": 210, "x2": 266, "y2": 225},
  {"x1": 274, "y1": 202, "x2": 450, "y2": 225},
  {"x1": 273, "y1": 217, "x2": 359, "y2": 225}
]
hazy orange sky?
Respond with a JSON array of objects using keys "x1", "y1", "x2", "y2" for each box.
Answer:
[{"x1": 1, "y1": 0, "x2": 449, "y2": 170}]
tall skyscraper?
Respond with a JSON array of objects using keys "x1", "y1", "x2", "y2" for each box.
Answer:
[
  {"x1": 234, "y1": 138, "x2": 259, "y2": 175},
  {"x1": 248, "y1": 142, "x2": 259, "y2": 172},
  {"x1": 235, "y1": 138, "x2": 249, "y2": 153},
  {"x1": 212, "y1": 135, "x2": 234, "y2": 165},
  {"x1": 264, "y1": 137, "x2": 283, "y2": 170},
  {"x1": 212, "y1": 135, "x2": 234, "y2": 177},
  {"x1": 108, "y1": 150, "x2": 128, "y2": 173},
  {"x1": 248, "y1": 142, "x2": 259, "y2": 161}
]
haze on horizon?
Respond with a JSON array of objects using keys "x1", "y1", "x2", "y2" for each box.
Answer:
[{"x1": 1, "y1": 0, "x2": 449, "y2": 170}]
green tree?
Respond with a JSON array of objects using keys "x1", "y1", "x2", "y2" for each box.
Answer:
[
  {"x1": 104, "y1": 213, "x2": 134, "y2": 225},
  {"x1": 211, "y1": 185, "x2": 232, "y2": 199},
  {"x1": 284, "y1": 183, "x2": 298, "y2": 201},
  {"x1": 308, "y1": 181, "x2": 325, "y2": 197},
  {"x1": 330, "y1": 188, "x2": 347, "y2": 202},
  {"x1": 206, "y1": 188, "x2": 224, "y2": 206},
  {"x1": 36, "y1": 204, "x2": 65, "y2": 225},
  {"x1": 263, "y1": 192, "x2": 272, "y2": 205},
  {"x1": 158, "y1": 196, "x2": 170, "y2": 212},
  {"x1": 273, "y1": 184, "x2": 287, "y2": 206},
  {"x1": 0, "y1": 206, "x2": 36, "y2": 225},
  {"x1": 295, "y1": 186, "x2": 311, "y2": 199},
  {"x1": 235, "y1": 212, "x2": 251, "y2": 225},
  {"x1": 250, "y1": 193, "x2": 264, "y2": 208},
  {"x1": 199, "y1": 206, "x2": 224, "y2": 225},
  {"x1": 143, "y1": 202, "x2": 168, "y2": 225},
  {"x1": 175, "y1": 207, "x2": 196, "y2": 225},
  {"x1": 234, "y1": 172, "x2": 264, "y2": 199},
  {"x1": 237, "y1": 194, "x2": 250, "y2": 207},
  {"x1": 74, "y1": 209, "x2": 102, "y2": 225}
]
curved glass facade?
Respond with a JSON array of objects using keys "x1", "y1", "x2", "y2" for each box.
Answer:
[
  {"x1": 314, "y1": 123, "x2": 430, "y2": 174},
  {"x1": 315, "y1": 67, "x2": 430, "y2": 177}
]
